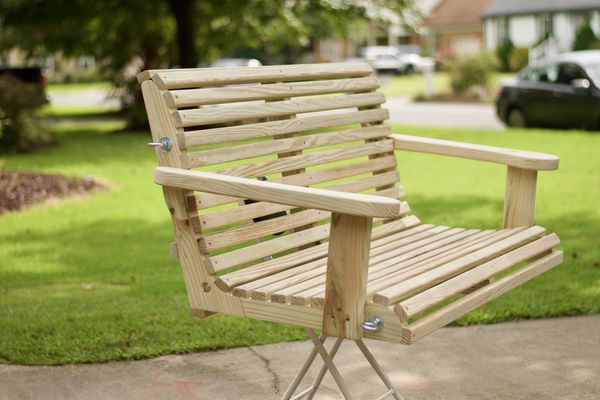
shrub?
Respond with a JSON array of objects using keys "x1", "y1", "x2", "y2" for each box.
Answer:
[
  {"x1": 510, "y1": 47, "x2": 529, "y2": 72},
  {"x1": 496, "y1": 39, "x2": 514, "y2": 72},
  {"x1": 446, "y1": 52, "x2": 496, "y2": 95},
  {"x1": 0, "y1": 75, "x2": 52, "y2": 153},
  {"x1": 573, "y1": 22, "x2": 597, "y2": 51}
]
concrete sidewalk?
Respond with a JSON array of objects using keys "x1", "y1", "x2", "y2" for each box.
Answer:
[{"x1": 1, "y1": 316, "x2": 598, "y2": 400}]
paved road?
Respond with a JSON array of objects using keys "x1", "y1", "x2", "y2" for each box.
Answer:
[
  {"x1": 2, "y1": 315, "x2": 598, "y2": 400},
  {"x1": 385, "y1": 96, "x2": 505, "y2": 130}
]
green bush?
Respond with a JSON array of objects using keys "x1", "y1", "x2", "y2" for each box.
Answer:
[
  {"x1": 573, "y1": 22, "x2": 597, "y2": 51},
  {"x1": 510, "y1": 47, "x2": 529, "y2": 72},
  {"x1": 0, "y1": 75, "x2": 52, "y2": 153},
  {"x1": 446, "y1": 52, "x2": 496, "y2": 95},
  {"x1": 496, "y1": 39, "x2": 514, "y2": 72}
]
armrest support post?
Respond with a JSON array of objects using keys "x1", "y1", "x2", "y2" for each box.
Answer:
[
  {"x1": 503, "y1": 166, "x2": 537, "y2": 228},
  {"x1": 323, "y1": 213, "x2": 372, "y2": 339}
]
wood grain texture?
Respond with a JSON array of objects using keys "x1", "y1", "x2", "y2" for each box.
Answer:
[
  {"x1": 175, "y1": 92, "x2": 385, "y2": 127},
  {"x1": 154, "y1": 166, "x2": 401, "y2": 218},
  {"x1": 390, "y1": 133, "x2": 559, "y2": 170},
  {"x1": 183, "y1": 108, "x2": 389, "y2": 147},
  {"x1": 401, "y1": 250, "x2": 563, "y2": 344},
  {"x1": 138, "y1": 63, "x2": 373, "y2": 89},
  {"x1": 163, "y1": 76, "x2": 379, "y2": 107},
  {"x1": 503, "y1": 166, "x2": 537, "y2": 228},
  {"x1": 322, "y1": 213, "x2": 372, "y2": 339},
  {"x1": 396, "y1": 233, "x2": 560, "y2": 321}
]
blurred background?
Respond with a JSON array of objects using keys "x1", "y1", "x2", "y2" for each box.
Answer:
[{"x1": 0, "y1": 0, "x2": 599, "y2": 366}]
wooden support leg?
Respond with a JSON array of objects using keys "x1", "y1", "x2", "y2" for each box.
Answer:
[
  {"x1": 323, "y1": 213, "x2": 372, "y2": 339},
  {"x1": 503, "y1": 166, "x2": 537, "y2": 228}
]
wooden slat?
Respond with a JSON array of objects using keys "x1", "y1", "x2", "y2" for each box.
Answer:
[
  {"x1": 241, "y1": 225, "x2": 435, "y2": 299},
  {"x1": 164, "y1": 76, "x2": 380, "y2": 107},
  {"x1": 197, "y1": 155, "x2": 397, "y2": 210},
  {"x1": 200, "y1": 209, "x2": 329, "y2": 252},
  {"x1": 186, "y1": 125, "x2": 390, "y2": 166},
  {"x1": 183, "y1": 108, "x2": 389, "y2": 147},
  {"x1": 254, "y1": 226, "x2": 445, "y2": 303},
  {"x1": 396, "y1": 233, "x2": 560, "y2": 321},
  {"x1": 140, "y1": 63, "x2": 373, "y2": 89},
  {"x1": 402, "y1": 250, "x2": 563, "y2": 344},
  {"x1": 175, "y1": 92, "x2": 385, "y2": 128},
  {"x1": 214, "y1": 139, "x2": 394, "y2": 177},
  {"x1": 363, "y1": 229, "x2": 520, "y2": 297},
  {"x1": 210, "y1": 224, "x2": 331, "y2": 271},
  {"x1": 503, "y1": 166, "x2": 537, "y2": 228},
  {"x1": 322, "y1": 213, "x2": 372, "y2": 339},
  {"x1": 213, "y1": 215, "x2": 421, "y2": 289},
  {"x1": 372, "y1": 225, "x2": 547, "y2": 305}
]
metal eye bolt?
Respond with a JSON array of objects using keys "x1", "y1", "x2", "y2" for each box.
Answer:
[
  {"x1": 361, "y1": 315, "x2": 384, "y2": 332},
  {"x1": 147, "y1": 137, "x2": 173, "y2": 152}
]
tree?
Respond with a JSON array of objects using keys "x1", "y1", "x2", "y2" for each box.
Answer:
[
  {"x1": 573, "y1": 21, "x2": 597, "y2": 51},
  {"x1": 0, "y1": 0, "x2": 416, "y2": 127}
]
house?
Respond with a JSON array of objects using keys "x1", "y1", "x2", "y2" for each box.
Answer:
[
  {"x1": 482, "y1": 0, "x2": 600, "y2": 52},
  {"x1": 424, "y1": 0, "x2": 493, "y2": 59}
]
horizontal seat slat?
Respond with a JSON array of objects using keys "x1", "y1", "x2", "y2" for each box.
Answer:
[
  {"x1": 164, "y1": 76, "x2": 380, "y2": 107},
  {"x1": 175, "y1": 92, "x2": 385, "y2": 128},
  {"x1": 237, "y1": 225, "x2": 435, "y2": 297},
  {"x1": 197, "y1": 155, "x2": 397, "y2": 210},
  {"x1": 396, "y1": 233, "x2": 561, "y2": 321},
  {"x1": 215, "y1": 139, "x2": 394, "y2": 178},
  {"x1": 213, "y1": 215, "x2": 421, "y2": 289},
  {"x1": 401, "y1": 251, "x2": 563, "y2": 344},
  {"x1": 372, "y1": 225, "x2": 547, "y2": 305},
  {"x1": 365, "y1": 229, "x2": 521, "y2": 297},
  {"x1": 183, "y1": 108, "x2": 389, "y2": 147},
  {"x1": 141, "y1": 63, "x2": 373, "y2": 89},
  {"x1": 185, "y1": 125, "x2": 390, "y2": 167}
]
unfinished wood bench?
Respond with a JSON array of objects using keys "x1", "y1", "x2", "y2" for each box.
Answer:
[{"x1": 139, "y1": 63, "x2": 562, "y2": 400}]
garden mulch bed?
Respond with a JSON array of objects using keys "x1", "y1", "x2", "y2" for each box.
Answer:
[{"x1": 0, "y1": 170, "x2": 106, "y2": 214}]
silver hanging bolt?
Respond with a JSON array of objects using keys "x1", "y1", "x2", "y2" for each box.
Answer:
[
  {"x1": 361, "y1": 316, "x2": 384, "y2": 332},
  {"x1": 147, "y1": 137, "x2": 173, "y2": 152}
]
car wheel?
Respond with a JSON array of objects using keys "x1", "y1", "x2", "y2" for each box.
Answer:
[
  {"x1": 404, "y1": 64, "x2": 414, "y2": 75},
  {"x1": 507, "y1": 108, "x2": 527, "y2": 128}
]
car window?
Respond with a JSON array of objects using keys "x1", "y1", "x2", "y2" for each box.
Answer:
[
  {"x1": 527, "y1": 64, "x2": 558, "y2": 83},
  {"x1": 556, "y1": 63, "x2": 587, "y2": 85}
]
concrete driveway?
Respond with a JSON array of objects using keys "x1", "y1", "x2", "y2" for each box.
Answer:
[
  {"x1": 1, "y1": 315, "x2": 598, "y2": 400},
  {"x1": 385, "y1": 97, "x2": 505, "y2": 130}
]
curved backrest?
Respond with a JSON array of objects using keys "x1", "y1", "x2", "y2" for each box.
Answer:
[{"x1": 139, "y1": 63, "x2": 409, "y2": 276}]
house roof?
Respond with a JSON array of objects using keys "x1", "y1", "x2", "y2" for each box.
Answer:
[
  {"x1": 425, "y1": 0, "x2": 492, "y2": 29},
  {"x1": 483, "y1": 0, "x2": 600, "y2": 18}
]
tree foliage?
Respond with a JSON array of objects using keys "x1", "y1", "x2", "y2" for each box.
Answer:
[
  {"x1": 0, "y1": 0, "x2": 415, "y2": 127},
  {"x1": 572, "y1": 21, "x2": 597, "y2": 51}
]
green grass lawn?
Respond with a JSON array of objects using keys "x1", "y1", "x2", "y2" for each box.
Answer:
[
  {"x1": 380, "y1": 72, "x2": 513, "y2": 98},
  {"x1": 1, "y1": 121, "x2": 599, "y2": 365},
  {"x1": 47, "y1": 81, "x2": 113, "y2": 94}
]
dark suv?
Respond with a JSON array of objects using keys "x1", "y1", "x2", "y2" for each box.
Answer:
[{"x1": 496, "y1": 51, "x2": 600, "y2": 129}]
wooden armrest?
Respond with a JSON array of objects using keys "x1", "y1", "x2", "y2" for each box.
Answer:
[
  {"x1": 154, "y1": 166, "x2": 400, "y2": 218},
  {"x1": 390, "y1": 133, "x2": 559, "y2": 171}
]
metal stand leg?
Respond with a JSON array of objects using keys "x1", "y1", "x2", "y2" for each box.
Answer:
[{"x1": 281, "y1": 330, "x2": 405, "y2": 400}]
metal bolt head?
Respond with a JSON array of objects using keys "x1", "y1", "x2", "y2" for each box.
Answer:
[{"x1": 147, "y1": 137, "x2": 173, "y2": 152}]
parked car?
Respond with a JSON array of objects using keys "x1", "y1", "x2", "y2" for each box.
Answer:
[
  {"x1": 496, "y1": 51, "x2": 600, "y2": 129},
  {"x1": 0, "y1": 66, "x2": 46, "y2": 86}
]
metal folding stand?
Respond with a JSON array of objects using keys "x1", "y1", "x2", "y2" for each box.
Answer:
[{"x1": 281, "y1": 329, "x2": 405, "y2": 400}]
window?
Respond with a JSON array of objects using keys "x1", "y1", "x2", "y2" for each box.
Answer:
[
  {"x1": 526, "y1": 64, "x2": 559, "y2": 83},
  {"x1": 556, "y1": 63, "x2": 587, "y2": 85}
]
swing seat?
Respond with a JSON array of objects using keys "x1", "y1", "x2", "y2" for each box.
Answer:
[{"x1": 139, "y1": 63, "x2": 562, "y2": 398}]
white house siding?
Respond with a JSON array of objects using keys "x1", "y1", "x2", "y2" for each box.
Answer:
[
  {"x1": 509, "y1": 15, "x2": 537, "y2": 46},
  {"x1": 591, "y1": 11, "x2": 600, "y2": 36},
  {"x1": 484, "y1": 19, "x2": 498, "y2": 48},
  {"x1": 554, "y1": 13, "x2": 575, "y2": 51}
]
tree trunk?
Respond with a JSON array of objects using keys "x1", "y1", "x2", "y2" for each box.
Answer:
[{"x1": 167, "y1": 0, "x2": 198, "y2": 68}]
